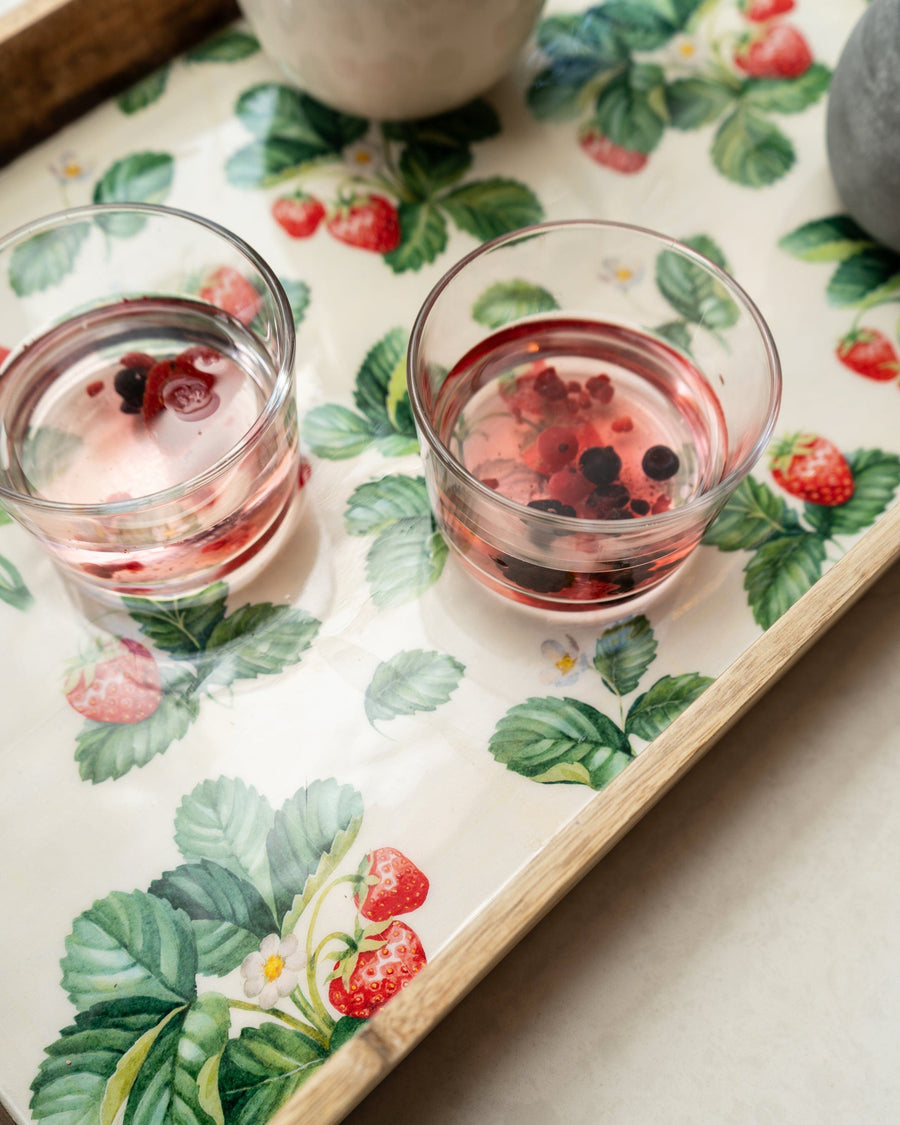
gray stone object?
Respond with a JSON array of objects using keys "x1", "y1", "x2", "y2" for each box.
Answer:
[{"x1": 826, "y1": 0, "x2": 900, "y2": 253}]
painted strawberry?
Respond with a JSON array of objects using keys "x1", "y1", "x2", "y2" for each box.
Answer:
[
  {"x1": 836, "y1": 328, "x2": 900, "y2": 382},
  {"x1": 65, "y1": 638, "x2": 162, "y2": 724},
  {"x1": 328, "y1": 919, "x2": 426, "y2": 1019},
  {"x1": 739, "y1": 0, "x2": 795, "y2": 21},
  {"x1": 272, "y1": 192, "x2": 326, "y2": 239},
  {"x1": 355, "y1": 847, "x2": 429, "y2": 921},
  {"x1": 0, "y1": 345, "x2": 10, "y2": 365},
  {"x1": 325, "y1": 193, "x2": 402, "y2": 254},
  {"x1": 734, "y1": 24, "x2": 813, "y2": 79},
  {"x1": 770, "y1": 434, "x2": 854, "y2": 507},
  {"x1": 578, "y1": 127, "x2": 648, "y2": 174},
  {"x1": 199, "y1": 266, "x2": 263, "y2": 325}
]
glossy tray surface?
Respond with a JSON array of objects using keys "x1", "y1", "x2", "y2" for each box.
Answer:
[{"x1": 0, "y1": 1, "x2": 895, "y2": 1120}]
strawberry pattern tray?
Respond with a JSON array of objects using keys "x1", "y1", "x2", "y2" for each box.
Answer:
[{"x1": 2, "y1": 1, "x2": 898, "y2": 1121}]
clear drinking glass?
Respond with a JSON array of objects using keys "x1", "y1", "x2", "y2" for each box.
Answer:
[
  {"x1": 407, "y1": 220, "x2": 782, "y2": 610},
  {"x1": 0, "y1": 203, "x2": 300, "y2": 599}
]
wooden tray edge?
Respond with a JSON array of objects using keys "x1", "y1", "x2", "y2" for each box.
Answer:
[
  {"x1": 0, "y1": 0, "x2": 238, "y2": 166},
  {"x1": 271, "y1": 498, "x2": 900, "y2": 1124}
]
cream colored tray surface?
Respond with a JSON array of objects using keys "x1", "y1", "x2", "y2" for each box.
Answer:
[{"x1": 1, "y1": 2, "x2": 898, "y2": 1122}]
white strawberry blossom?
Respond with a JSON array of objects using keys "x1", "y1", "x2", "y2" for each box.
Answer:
[
  {"x1": 342, "y1": 140, "x2": 383, "y2": 176},
  {"x1": 49, "y1": 151, "x2": 94, "y2": 183},
  {"x1": 241, "y1": 932, "x2": 305, "y2": 1009},
  {"x1": 540, "y1": 635, "x2": 589, "y2": 686}
]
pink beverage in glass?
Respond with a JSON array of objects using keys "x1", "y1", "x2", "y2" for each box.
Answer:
[
  {"x1": 409, "y1": 221, "x2": 781, "y2": 612},
  {"x1": 0, "y1": 295, "x2": 299, "y2": 592},
  {"x1": 430, "y1": 317, "x2": 727, "y2": 607}
]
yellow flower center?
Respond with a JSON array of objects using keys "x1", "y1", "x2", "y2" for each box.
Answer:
[
  {"x1": 678, "y1": 41, "x2": 695, "y2": 58},
  {"x1": 263, "y1": 954, "x2": 285, "y2": 981},
  {"x1": 615, "y1": 266, "x2": 634, "y2": 284},
  {"x1": 555, "y1": 653, "x2": 576, "y2": 675},
  {"x1": 353, "y1": 151, "x2": 373, "y2": 166}
]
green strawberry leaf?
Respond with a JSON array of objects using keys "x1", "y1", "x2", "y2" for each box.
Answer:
[
  {"x1": 742, "y1": 63, "x2": 830, "y2": 115},
  {"x1": 527, "y1": 60, "x2": 603, "y2": 121},
  {"x1": 280, "y1": 277, "x2": 310, "y2": 326},
  {"x1": 778, "y1": 215, "x2": 876, "y2": 263},
  {"x1": 364, "y1": 649, "x2": 465, "y2": 724},
  {"x1": 267, "y1": 779, "x2": 363, "y2": 925},
  {"x1": 826, "y1": 247, "x2": 900, "y2": 308},
  {"x1": 116, "y1": 67, "x2": 169, "y2": 114},
  {"x1": 353, "y1": 327, "x2": 408, "y2": 431},
  {"x1": 104, "y1": 992, "x2": 229, "y2": 1125},
  {"x1": 625, "y1": 672, "x2": 713, "y2": 741},
  {"x1": 536, "y1": 11, "x2": 628, "y2": 66},
  {"x1": 225, "y1": 139, "x2": 328, "y2": 187},
  {"x1": 61, "y1": 890, "x2": 198, "y2": 1012},
  {"x1": 665, "y1": 76, "x2": 738, "y2": 130},
  {"x1": 703, "y1": 476, "x2": 802, "y2": 551},
  {"x1": 711, "y1": 107, "x2": 794, "y2": 187},
  {"x1": 397, "y1": 143, "x2": 472, "y2": 200},
  {"x1": 681, "y1": 232, "x2": 729, "y2": 270},
  {"x1": 652, "y1": 319, "x2": 693, "y2": 353},
  {"x1": 439, "y1": 178, "x2": 544, "y2": 241},
  {"x1": 744, "y1": 532, "x2": 827, "y2": 630},
  {"x1": 8, "y1": 222, "x2": 91, "y2": 295},
  {"x1": 592, "y1": 614, "x2": 657, "y2": 696},
  {"x1": 597, "y1": 0, "x2": 680, "y2": 49},
  {"x1": 382, "y1": 98, "x2": 500, "y2": 147},
  {"x1": 92, "y1": 152, "x2": 175, "y2": 235},
  {"x1": 219, "y1": 1023, "x2": 327, "y2": 1121},
  {"x1": 805, "y1": 448, "x2": 900, "y2": 539},
  {"x1": 655, "y1": 239, "x2": 739, "y2": 329},
  {"x1": 472, "y1": 279, "x2": 560, "y2": 330},
  {"x1": 489, "y1": 696, "x2": 631, "y2": 787},
  {"x1": 366, "y1": 517, "x2": 448, "y2": 607},
  {"x1": 302, "y1": 404, "x2": 375, "y2": 459},
  {"x1": 0, "y1": 555, "x2": 33, "y2": 611},
  {"x1": 124, "y1": 583, "x2": 229, "y2": 656},
  {"x1": 29, "y1": 998, "x2": 181, "y2": 1123},
  {"x1": 344, "y1": 474, "x2": 432, "y2": 536},
  {"x1": 174, "y1": 777, "x2": 276, "y2": 911},
  {"x1": 200, "y1": 603, "x2": 320, "y2": 686},
  {"x1": 186, "y1": 28, "x2": 260, "y2": 62},
  {"x1": 233, "y1": 83, "x2": 367, "y2": 148},
  {"x1": 149, "y1": 860, "x2": 278, "y2": 976},
  {"x1": 375, "y1": 431, "x2": 420, "y2": 457},
  {"x1": 385, "y1": 201, "x2": 449, "y2": 273},
  {"x1": 592, "y1": 64, "x2": 667, "y2": 154},
  {"x1": 74, "y1": 685, "x2": 201, "y2": 783}
]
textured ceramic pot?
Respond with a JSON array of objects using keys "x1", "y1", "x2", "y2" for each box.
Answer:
[
  {"x1": 826, "y1": 0, "x2": 900, "y2": 252},
  {"x1": 236, "y1": 0, "x2": 546, "y2": 120}
]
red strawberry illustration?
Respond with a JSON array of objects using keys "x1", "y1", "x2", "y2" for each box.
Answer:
[
  {"x1": 739, "y1": 0, "x2": 795, "y2": 21},
  {"x1": 355, "y1": 847, "x2": 429, "y2": 921},
  {"x1": 734, "y1": 24, "x2": 813, "y2": 79},
  {"x1": 770, "y1": 434, "x2": 854, "y2": 507},
  {"x1": 328, "y1": 919, "x2": 426, "y2": 1019},
  {"x1": 199, "y1": 266, "x2": 263, "y2": 326},
  {"x1": 578, "y1": 127, "x2": 648, "y2": 174},
  {"x1": 272, "y1": 192, "x2": 326, "y2": 239},
  {"x1": 836, "y1": 328, "x2": 900, "y2": 382},
  {"x1": 325, "y1": 193, "x2": 401, "y2": 254},
  {"x1": 0, "y1": 345, "x2": 10, "y2": 365},
  {"x1": 65, "y1": 638, "x2": 162, "y2": 724}
]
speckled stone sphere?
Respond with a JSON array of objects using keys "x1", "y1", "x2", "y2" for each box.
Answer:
[{"x1": 826, "y1": 0, "x2": 900, "y2": 253}]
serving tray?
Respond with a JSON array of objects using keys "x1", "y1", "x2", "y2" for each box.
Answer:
[{"x1": 2, "y1": 1, "x2": 897, "y2": 1121}]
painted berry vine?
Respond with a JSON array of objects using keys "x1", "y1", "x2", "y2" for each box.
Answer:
[{"x1": 30, "y1": 776, "x2": 431, "y2": 1122}]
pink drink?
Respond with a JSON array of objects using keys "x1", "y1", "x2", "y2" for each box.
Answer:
[
  {"x1": 0, "y1": 297, "x2": 299, "y2": 593},
  {"x1": 431, "y1": 318, "x2": 728, "y2": 607}
]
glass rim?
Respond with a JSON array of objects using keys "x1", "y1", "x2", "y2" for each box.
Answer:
[
  {"x1": 0, "y1": 202, "x2": 296, "y2": 516},
  {"x1": 407, "y1": 218, "x2": 783, "y2": 531}
]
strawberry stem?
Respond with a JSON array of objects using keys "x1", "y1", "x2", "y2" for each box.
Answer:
[
  {"x1": 303, "y1": 873, "x2": 359, "y2": 1027},
  {"x1": 227, "y1": 998, "x2": 331, "y2": 1048}
]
